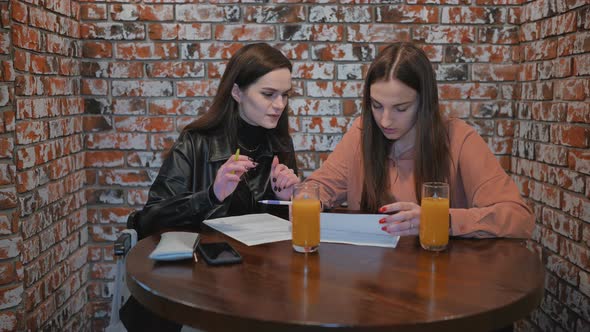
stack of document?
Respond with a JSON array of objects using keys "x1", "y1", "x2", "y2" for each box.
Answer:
[{"x1": 204, "y1": 213, "x2": 399, "y2": 248}]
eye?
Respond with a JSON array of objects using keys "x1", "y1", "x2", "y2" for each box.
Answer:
[
  {"x1": 395, "y1": 107, "x2": 408, "y2": 112},
  {"x1": 371, "y1": 101, "x2": 383, "y2": 110},
  {"x1": 261, "y1": 92, "x2": 273, "y2": 97}
]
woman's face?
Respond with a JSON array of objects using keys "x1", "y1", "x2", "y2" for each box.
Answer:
[
  {"x1": 232, "y1": 68, "x2": 292, "y2": 129},
  {"x1": 369, "y1": 78, "x2": 418, "y2": 144}
]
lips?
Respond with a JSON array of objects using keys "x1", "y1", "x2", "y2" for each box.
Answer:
[{"x1": 382, "y1": 128, "x2": 397, "y2": 135}]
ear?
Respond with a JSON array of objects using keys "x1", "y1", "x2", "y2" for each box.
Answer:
[{"x1": 231, "y1": 83, "x2": 241, "y2": 103}]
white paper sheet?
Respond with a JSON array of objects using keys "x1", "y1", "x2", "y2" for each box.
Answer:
[
  {"x1": 204, "y1": 213, "x2": 292, "y2": 246},
  {"x1": 320, "y1": 213, "x2": 399, "y2": 248},
  {"x1": 204, "y1": 212, "x2": 399, "y2": 248}
]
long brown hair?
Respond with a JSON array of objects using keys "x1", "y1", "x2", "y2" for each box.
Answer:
[
  {"x1": 360, "y1": 42, "x2": 450, "y2": 212},
  {"x1": 183, "y1": 43, "x2": 292, "y2": 147}
]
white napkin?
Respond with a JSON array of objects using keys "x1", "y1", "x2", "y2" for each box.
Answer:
[{"x1": 149, "y1": 232, "x2": 200, "y2": 261}]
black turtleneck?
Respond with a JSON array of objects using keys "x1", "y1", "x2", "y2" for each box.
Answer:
[{"x1": 237, "y1": 116, "x2": 267, "y2": 153}]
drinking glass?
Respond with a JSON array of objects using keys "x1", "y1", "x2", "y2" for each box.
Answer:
[
  {"x1": 419, "y1": 182, "x2": 449, "y2": 251},
  {"x1": 291, "y1": 183, "x2": 320, "y2": 253}
]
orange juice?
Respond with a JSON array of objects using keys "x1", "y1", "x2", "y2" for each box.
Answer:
[
  {"x1": 419, "y1": 197, "x2": 449, "y2": 251},
  {"x1": 292, "y1": 199, "x2": 320, "y2": 251}
]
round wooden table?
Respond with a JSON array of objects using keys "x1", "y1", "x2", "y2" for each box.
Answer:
[{"x1": 126, "y1": 231, "x2": 544, "y2": 332}]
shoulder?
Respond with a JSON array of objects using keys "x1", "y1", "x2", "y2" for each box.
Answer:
[{"x1": 447, "y1": 117, "x2": 478, "y2": 146}]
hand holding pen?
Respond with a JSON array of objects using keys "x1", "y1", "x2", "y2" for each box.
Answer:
[
  {"x1": 213, "y1": 149, "x2": 257, "y2": 202},
  {"x1": 270, "y1": 155, "x2": 300, "y2": 201}
]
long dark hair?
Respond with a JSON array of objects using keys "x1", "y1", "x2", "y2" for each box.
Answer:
[
  {"x1": 183, "y1": 43, "x2": 293, "y2": 147},
  {"x1": 360, "y1": 42, "x2": 450, "y2": 212}
]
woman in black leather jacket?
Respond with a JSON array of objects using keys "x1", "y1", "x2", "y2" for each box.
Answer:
[
  {"x1": 129, "y1": 42, "x2": 299, "y2": 239},
  {"x1": 122, "y1": 43, "x2": 299, "y2": 331}
]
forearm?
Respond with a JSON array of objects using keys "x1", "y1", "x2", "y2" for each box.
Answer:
[{"x1": 450, "y1": 202, "x2": 534, "y2": 239}]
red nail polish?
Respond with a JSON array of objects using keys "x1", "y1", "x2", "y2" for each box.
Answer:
[
  {"x1": 379, "y1": 218, "x2": 385, "y2": 224},
  {"x1": 381, "y1": 226, "x2": 386, "y2": 231},
  {"x1": 378, "y1": 207, "x2": 385, "y2": 213}
]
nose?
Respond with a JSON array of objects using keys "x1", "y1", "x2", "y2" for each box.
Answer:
[
  {"x1": 272, "y1": 95, "x2": 287, "y2": 109},
  {"x1": 380, "y1": 108, "x2": 395, "y2": 127}
]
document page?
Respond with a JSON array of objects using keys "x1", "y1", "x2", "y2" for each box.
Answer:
[
  {"x1": 321, "y1": 213, "x2": 399, "y2": 248},
  {"x1": 204, "y1": 213, "x2": 291, "y2": 246},
  {"x1": 204, "y1": 213, "x2": 399, "y2": 248}
]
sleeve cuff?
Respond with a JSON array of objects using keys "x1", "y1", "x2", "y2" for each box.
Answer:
[{"x1": 208, "y1": 185, "x2": 221, "y2": 205}]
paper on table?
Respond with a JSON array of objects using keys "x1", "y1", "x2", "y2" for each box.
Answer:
[
  {"x1": 204, "y1": 213, "x2": 291, "y2": 246},
  {"x1": 320, "y1": 213, "x2": 399, "y2": 248},
  {"x1": 204, "y1": 212, "x2": 399, "y2": 248}
]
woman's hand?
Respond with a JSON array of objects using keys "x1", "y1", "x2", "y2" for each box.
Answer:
[
  {"x1": 270, "y1": 156, "x2": 300, "y2": 200},
  {"x1": 213, "y1": 155, "x2": 257, "y2": 202},
  {"x1": 378, "y1": 202, "x2": 421, "y2": 236}
]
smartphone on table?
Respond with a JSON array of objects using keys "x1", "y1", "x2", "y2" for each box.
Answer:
[{"x1": 196, "y1": 241, "x2": 242, "y2": 266}]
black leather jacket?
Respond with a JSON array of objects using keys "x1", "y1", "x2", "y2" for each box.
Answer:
[{"x1": 129, "y1": 129, "x2": 297, "y2": 238}]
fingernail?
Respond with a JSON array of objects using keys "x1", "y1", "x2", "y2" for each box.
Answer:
[
  {"x1": 378, "y1": 207, "x2": 385, "y2": 213},
  {"x1": 248, "y1": 157, "x2": 254, "y2": 161},
  {"x1": 379, "y1": 218, "x2": 385, "y2": 224},
  {"x1": 273, "y1": 178, "x2": 277, "y2": 182},
  {"x1": 273, "y1": 186, "x2": 277, "y2": 191},
  {"x1": 278, "y1": 187, "x2": 282, "y2": 192},
  {"x1": 381, "y1": 226, "x2": 387, "y2": 231}
]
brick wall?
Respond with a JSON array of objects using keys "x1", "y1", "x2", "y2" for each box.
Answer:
[
  {"x1": 0, "y1": 0, "x2": 585, "y2": 331},
  {"x1": 0, "y1": 0, "x2": 19, "y2": 330},
  {"x1": 513, "y1": 1, "x2": 590, "y2": 331},
  {"x1": 8, "y1": 0, "x2": 89, "y2": 331}
]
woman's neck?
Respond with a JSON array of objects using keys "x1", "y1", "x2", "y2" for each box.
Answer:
[
  {"x1": 392, "y1": 124, "x2": 416, "y2": 159},
  {"x1": 237, "y1": 115, "x2": 266, "y2": 151}
]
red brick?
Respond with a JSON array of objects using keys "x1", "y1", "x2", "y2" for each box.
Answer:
[
  {"x1": 11, "y1": 24, "x2": 41, "y2": 51},
  {"x1": 439, "y1": 101, "x2": 470, "y2": 118},
  {"x1": 0, "y1": 284, "x2": 23, "y2": 310},
  {"x1": 573, "y1": 53, "x2": 590, "y2": 76},
  {"x1": 307, "y1": 81, "x2": 362, "y2": 98},
  {"x1": 82, "y1": 41, "x2": 112, "y2": 59},
  {"x1": 81, "y1": 79, "x2": 107, "y2": 96},
  {"x1": 245, "y1": 5, "x2": 307, "y2": 23},
  {"x1": 281, "y1": 24, "x2": 344, "y2": 42},
  {"x1": 111, "y1": 80, "x2": 173, "y2": 97},
  {"x1": 86, "y1": 133, "x2": 148, "y2": 150},
  {"x1": 150, "y1": 133, "x2": 178, "y2": 150},
  {"x1": 215, "y1": 24, "x2": 274, "y2": 41},
  {"x1": 532, "y1": 102, "x2": 567, "y2": 122},
  {"x1": 346, "y1": 24, "x2": 409, "y2": 43},
  {"x1": 80, "y1": 4, "x2": 107, "y2": 20},
  {"x1": 111, "y1": 4, "x2": 174, "y2": 21},
  {"x1": 115, "y1": 42, "x2": 178, "y2": 60},
  {"x1": 311, "y1": 44, "x2": 374, "y2": 61},
  {"x1": 177, "y1": 80, "x2": 218, "y2": 97},
  {"x1": 478, "y1": 26, "x2": 519, "y2": 44},
  {"x1": 439, "y1": 83, "x2": 498, "y2": 100},
  {"x1": 414, "y1": 26, "x2": 476, "y2": 44},
  {"x1": 543, "y1": 208, "x2": 581, "y2": 241},
  {"x1": 444, "y1": 45, "x2": 512, "y2": 63},
  {"x1": 114, "y1": 116, "x2": 175, "y2": 132},
  {"x1": 148, "y1": 23, "x2": 211, "y2": 41},
  {"x1": 442, "y1": 7, "x2": 506, "y2": 24},
  {"x1": 127, "y1": 190, "x2": 148, "y2": 206},
  {"x1": 550, "y1": 124, "x2": 588, "y2": 148},
  {"x1": 541, "y1": 11, "x2": 577, "y2": 37},
  {"x1": 176, "y1": 4, "x2": 234, "y2": 22},
  {"x1": 536, "y1": 143, "x2": 568, "y2": 166},
  {"x1": 85, "y1": 151, "x2": 125, "y2": 168},
  {"x1": 560, "y1": 238, "x2": 590, "y2": 271},
  {"x1": 80, "y1": 23, "x2": 145, "y2": 40},
  {"x1": 11, "y1": 1, "x2": 28, "y2": 24},
  {"x1": 181, "y1": 42, "x2": 244, "y2": 60},
  {"x1": 472, "y1": 64, "x2": 518, "y2": 81},
  {"x1": 557, "y1": 78, "x2": 588, "y2": 101},
  {"x1": 146, "y1": 61, "x2": 204, "y2": 78},
  {"x1": 558, "y1": 31, "x2": 590, "y2": 56},
  {"x1": 15, "y1": 120, "x2": 47, "y2": 145},
  {"x1": 568, "y1": 150, "x2": 590, "y2": 175},
  {"x1": 376, "y1": 5, "x2": 438, "y2": 23}
]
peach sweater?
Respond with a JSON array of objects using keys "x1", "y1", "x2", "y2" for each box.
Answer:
[{"x1": 306, "y1": 117, "x2": 534, "y2": 238}]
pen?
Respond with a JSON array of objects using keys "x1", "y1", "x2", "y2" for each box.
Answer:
[
  {"x1": 232, "y1": 148, "x2": 240, "y2": 175},
  {"x1": 258, "y1": 200, "x2": 292, "y2": 206}
]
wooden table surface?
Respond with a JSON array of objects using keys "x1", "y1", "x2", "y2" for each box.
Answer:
[{"x1": 126, "y1": 226, "x2": 544, "y2": 332}]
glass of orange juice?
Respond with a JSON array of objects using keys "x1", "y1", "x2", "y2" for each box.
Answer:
[
  {"x1": 419, "y1": 182, "x2": 450, "y2": 251},
  {"x1": 291, "y1": 183, "x2": 321, "y2": 253}
]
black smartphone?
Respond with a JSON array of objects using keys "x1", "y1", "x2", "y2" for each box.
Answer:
[{"x1": 197, "y1": 242, "x2": 242, "y2": 266}]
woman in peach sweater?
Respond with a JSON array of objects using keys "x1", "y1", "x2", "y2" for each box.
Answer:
[{"x1": 305, "y1": 43, "x2": 534, "y2": 238}]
